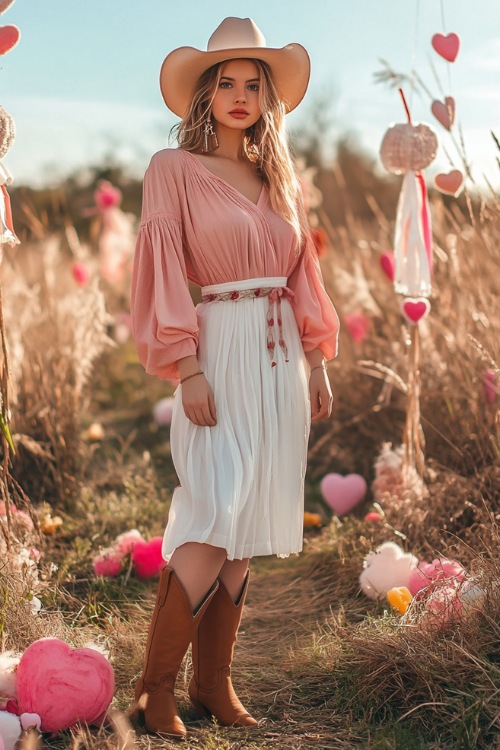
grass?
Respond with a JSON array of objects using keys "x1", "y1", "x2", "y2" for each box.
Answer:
[{"x1": 1, "y1": 162, "x2": 499, "y2": 749}]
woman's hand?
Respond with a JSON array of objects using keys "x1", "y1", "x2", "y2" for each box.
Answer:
[
  {"x1": 181, "y1": 373, "x2": 217, "y2": 427},
  {"x1": 309, "y1": 367, "x2": 333, "y2": 421}
]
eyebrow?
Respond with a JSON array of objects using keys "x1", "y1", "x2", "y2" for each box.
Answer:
[{"x1": 220, "y1": 76, "x2": 260, "y2": 82}]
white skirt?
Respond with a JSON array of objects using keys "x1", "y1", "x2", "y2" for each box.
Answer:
[{"x1": 163, "y1": 276, "x2": 311, "y2": 562}]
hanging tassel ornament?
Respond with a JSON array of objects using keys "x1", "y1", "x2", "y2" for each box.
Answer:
[{"x1": 379, "y1": 89, "x2": 438, "y2": 478}]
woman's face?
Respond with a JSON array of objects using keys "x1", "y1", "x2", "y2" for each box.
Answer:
[{"x1": 210, "y1": 59, "x2": 262, "y2": 131}]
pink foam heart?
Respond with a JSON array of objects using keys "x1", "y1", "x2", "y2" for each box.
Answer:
[
  {"x1": 431, "y1": 96, "x2": 455, "y2": 130},
  {"x1": 320, "y1": 473, "x2": 367, "y2": 515},
  {"x1": 401, "y1": 297, "x2": 431, "y2": 325},
  {"x1": 432, "y1": 32, "x2": 460, "y2": 63},
  {"x1": 131, "y1": 536, "x2": 166, "y2": 578},
  {"x1": 0, "y1": 0, "x2": 15, "y2": 14},
  {"x1": 17, "y1": 638, "x2": 115, "y2": 732},
  {"x1": 380, "y1": 251, "x2": 395, "y2": 281},
  {"x1": 0, "y1": 25, "x2": 19, "y2": 55},
  {"x1": 434, "y1": 170, "x2": 464, "y2": 197}
]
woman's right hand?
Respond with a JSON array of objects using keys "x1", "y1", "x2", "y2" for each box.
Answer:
[{"x1": 181, "y1": 373, "x2": 217, "y2": 427}]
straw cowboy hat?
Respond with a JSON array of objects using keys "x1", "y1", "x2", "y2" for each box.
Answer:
[{"x1": 160, "y1": 17, "x2": 310, "y2": 118}]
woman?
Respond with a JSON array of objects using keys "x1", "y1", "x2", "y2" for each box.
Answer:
[{"x1": 130, "y1": 17, "x2": 339, "y2": 739}]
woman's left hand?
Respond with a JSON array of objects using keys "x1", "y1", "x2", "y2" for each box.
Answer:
[{"x1": 309, "y1": 367, "x2": 333, "y2": 421}]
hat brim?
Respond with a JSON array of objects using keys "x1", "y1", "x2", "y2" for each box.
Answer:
[{"x1": 159, "y1": 43, "x2": 310, "y2": 118}]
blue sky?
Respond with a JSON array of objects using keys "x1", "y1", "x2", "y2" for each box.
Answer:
[{"x1": 1, "y1": 0, "x2": 499, "y2": 188}]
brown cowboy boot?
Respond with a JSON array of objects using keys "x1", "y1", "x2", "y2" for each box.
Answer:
[
  {"x1": 188, "y1": 571, "x2": 257, "y2": 727},
  {"x1": 130, "y1": 566, "x2": 219, "y2": 739}
]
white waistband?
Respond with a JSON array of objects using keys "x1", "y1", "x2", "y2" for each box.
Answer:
[{"x1": 201, "y1": 276, "x2": 287, "y2": 295}]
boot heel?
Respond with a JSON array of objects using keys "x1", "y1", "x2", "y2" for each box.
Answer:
[{"x1": 190, "y1": 696, "x2": 212, "y2": 719}]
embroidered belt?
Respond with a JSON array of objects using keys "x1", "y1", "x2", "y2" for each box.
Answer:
[{"x1": 201, "y1": 276, "x2": 295, "y2": 367}]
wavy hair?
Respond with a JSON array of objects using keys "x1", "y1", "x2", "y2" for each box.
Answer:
[{"x1": 170, "y1": 59, "x2": 309, "y2": 252}]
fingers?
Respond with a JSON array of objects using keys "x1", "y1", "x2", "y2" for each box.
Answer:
[{"x1": 310, "y1": 390, "x2": 334, "y2": 421}]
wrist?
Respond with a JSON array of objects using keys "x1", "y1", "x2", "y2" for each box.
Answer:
[
  {"x1": 305, "y1": 348, "x2": 326, "y2": 369},
  {"x1": 177, "y1": 354, "x2": 200, "y2": 380}
]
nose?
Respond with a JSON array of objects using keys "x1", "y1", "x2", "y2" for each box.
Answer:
[{"x1": 234, "y1": 87, "x2": 247, "y2": 103}]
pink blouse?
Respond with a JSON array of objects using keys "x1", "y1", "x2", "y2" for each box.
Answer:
[{"x1": 131, "y1": 148, "x2": 339, "y2": 383}]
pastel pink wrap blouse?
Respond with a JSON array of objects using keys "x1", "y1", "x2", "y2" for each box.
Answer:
[{"x1": 131, "y1": 148, "x2": 339, "y2": 383}]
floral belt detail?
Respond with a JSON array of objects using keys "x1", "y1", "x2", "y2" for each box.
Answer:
[{"x1": 201, "y1": 285, "x2": 295, "y2": 367}]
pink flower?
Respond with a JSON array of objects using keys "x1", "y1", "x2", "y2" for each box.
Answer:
[
  {"x1": 94, "y1": 181, "x2": 122, "y2": 210},
  {"x1": 114, "y1": 529, "x2": 142, "y2": 557},
  {"x1": 72, "y1": 262, "x2": 91, "y2": 286},
  {"x1": 131, "y1": 537, "x2": 166, "y2": 578},
  {"x1": 93, "y1": 548, "x2": 123, "y2": 577}
]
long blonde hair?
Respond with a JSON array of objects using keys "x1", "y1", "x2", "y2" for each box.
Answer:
[{"x1": 170, "y1": 59, "x2": 309, "y2": 251}]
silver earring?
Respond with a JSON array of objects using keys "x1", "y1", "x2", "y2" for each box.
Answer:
[{"x1": 202, "y1": 115, "x2": 219, "y2": 153}]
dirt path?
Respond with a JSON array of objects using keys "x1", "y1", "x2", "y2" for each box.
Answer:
[{"x1": 131, "y1": 549, "x2": 367, "y2": 750}]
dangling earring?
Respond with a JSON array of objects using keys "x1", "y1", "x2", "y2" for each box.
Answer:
[{"x1": 202, "y1": 115, "x2": 219, "y2": 153}]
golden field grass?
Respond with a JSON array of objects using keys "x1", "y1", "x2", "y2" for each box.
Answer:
[{"x1": 1, "y1": 149, "x2": 499, "y2": 749}]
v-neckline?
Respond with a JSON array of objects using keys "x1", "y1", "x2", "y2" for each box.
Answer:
[{"x1": 180, "y1": 149, "x2": 266, "y2": 209}]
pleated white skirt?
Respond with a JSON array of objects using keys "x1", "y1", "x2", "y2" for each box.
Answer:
[{"x1": 163, "y1": 276, "x2": 311, "y2": 562}]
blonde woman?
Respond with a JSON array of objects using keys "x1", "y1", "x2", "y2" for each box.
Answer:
[{"x1": 130, "y1": 17, "x2": 339, "y2": 740}]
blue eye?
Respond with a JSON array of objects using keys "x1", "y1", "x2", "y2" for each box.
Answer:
[
  {"x1": 220, "y1": 81, "x2": 231, "y2": 88},
  {"x1": 248, "y1": 84, "x2": 259, "y2": 91}
]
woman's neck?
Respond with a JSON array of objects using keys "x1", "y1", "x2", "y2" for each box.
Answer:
[{"x1": 211, "y1": 124, "x2": 247, "y2": 161}]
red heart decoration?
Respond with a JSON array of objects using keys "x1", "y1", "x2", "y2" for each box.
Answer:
[
  {"x1": 380, "y1": 250, "x2": 395, "y2": 281},
  {"x1": 17, "y1": 638, "x2": 115, "y2": 732},
  {"x1": 401, "y1": 297, "x2": 431, "y2": 325},
  {"x1": 0, "y1": 0, "x2": 16, "y2": 14},
  {"x1": 320, "y1": 473, "x2": 367, "y2": 515},
  {"x1": 431, "y1": 96, "x2": 455, "y2": 130},
  {"x1": 432, "y1": 32, "x2": 460, "y2": 62},
  {"x1": 0, "y1": 24, "x2": 19, "y2": 55},
  {"x1": 434, "y1": 170, "x2": 464, "y2": 197}
]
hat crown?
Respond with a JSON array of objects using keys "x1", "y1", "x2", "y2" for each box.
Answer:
[{"x1": 207, "y1": 17, "x2": 267, "y2": 52}]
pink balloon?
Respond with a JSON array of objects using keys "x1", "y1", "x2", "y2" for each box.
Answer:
[
  {"x1": 431, "y1": 97, "x2": 455, "y2": 131},
  {"x1": 320, "y1": 473, "x2": 367, "y2": 515},
  {"x1": 408, "y1": 558, "x2": 466, "y2": 596},
  {"x1": 131, "y1": 537, "x2": 166, "y2": 578},
  {"x1": 380, "y1": 251, "x2": 395, "y2": 281},
  {"x1": 17, "y1": 639, "x2": 114, "y2": 732}
]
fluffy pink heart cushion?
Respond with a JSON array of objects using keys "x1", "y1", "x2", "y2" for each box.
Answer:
[
  {"x1": 17, "y1": 639, "x2": 115, "y2": 732},
  {"x1": 401, "y1": 298, "x2": 431, "y2": 325},
  {"x1": 431, "y1": 32, "x2": 460, "y2": 63},
  {"x1": 434, "y1": 170, "x2": 464, "y2": 197},
  {"x1": 0, "y1": 25, "x2": 19, "y2": 55},
  {"x1": 131, "y1": 536, "x2": 166, "y2": 578},
  {"x1": 320, "y1": 473, "x2": 367, "y2": 515}
]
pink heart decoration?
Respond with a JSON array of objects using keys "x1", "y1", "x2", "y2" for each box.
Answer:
[
  {"x1": 343, "y1": 311, "x2": 370, "y2": 343},
  {"x1": 17, "y1": 638, "x2": 115, "y2": 732},
  {"x1": 432, "y1": 32, "x2": 460, "y2": 63},
  {"x1": 0, "y1": 24, "x2": 19, "y2": 55},
  {"x1": 320, "y1": 473, "x2": 367, "y2": 515},
  {"x1": 0, "y1": 0, "x2": 15, "y2": 14},
  {"x1": 131, "y1": 536, "x2": 166, "y2": 578},
  {"x1": 434, "y1": 170, "x2": 464, "y2": 197},
  {"x1": 380, "y1": 250, "x2": 395, "y2": 281},
  {"x1": 431, "y1": 96, "x2": 455, "y2": 130},
  {"x1": 401, "y1": 297, "x2": 431, "y2": 325}
]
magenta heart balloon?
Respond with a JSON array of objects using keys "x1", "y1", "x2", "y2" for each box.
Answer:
[
  {"x1": 380, "y1": 251, "x2": 395, "y2": 281},
  {"x1": 401, "y1": 297, "x2": 431, "y2": 325},
  {"x1": 431, "y1": 32, "x2": 460, "y2": 63},
  {"x1": 0, "y1": 24, "x2": 19, "y2": 55},
  {"x1": 17, "y1": 638, "x2": 115, "y2": 732},
  {"x1": 320, "y1": 473, "x2": 367, "y2": 515}
]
